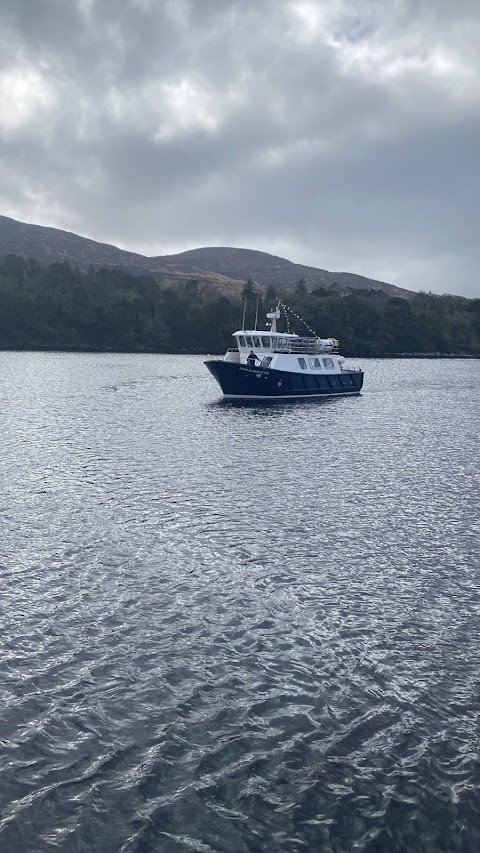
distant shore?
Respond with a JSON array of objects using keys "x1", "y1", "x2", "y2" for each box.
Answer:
[{"x1": 0, "y1": 346, "x2": 479, "y2": 359}]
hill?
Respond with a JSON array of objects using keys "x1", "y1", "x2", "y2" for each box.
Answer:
[
  {"x1": 158, "y1": 246, "x2": 412, "y2": 298},
  {"x1": 0, "y1": 214, "x2": 413, "y2": 298},
  {"x1": 0, "y1": 215, "x2": 246, "y2": 296}
]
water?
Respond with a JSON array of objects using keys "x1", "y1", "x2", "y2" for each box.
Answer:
[{"x1": 0, "y1": 352, "x2": 479, "y2": 853}]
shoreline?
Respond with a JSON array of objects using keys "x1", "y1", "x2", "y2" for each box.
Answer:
[{"x1": 0, "y1": 347, "x2": 478, "y2": 359}]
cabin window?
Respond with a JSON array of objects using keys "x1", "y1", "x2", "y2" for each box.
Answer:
[
  {"x1": 271, "y1": 337, "x2": 277, "y2": 348},
  {"x1": 262, "y1": 337, "x2": 270, "y2": 348},
  {"x1": 309, "y1": 357, "x2": 321, "y2": 369},
  {"x1": 277, "y1": 338, "x2": 287, "y2": 350},
  {"x1": 298, "y1": 357, "x2": 307, "y2": 369},
  {"x1": 238, "y1": 335, "x2": 246, "y2": 348},
  {"x1": 254, "y1": 336, "x2": 261, "y2": 347},
  {"x1": 323, "y1": 357, "x2": 334, "y2": 370},
  {"x1": 262, "y1": 356, "x2": 273, "y2": 368},
  {"x1": 246, "y1": 336, "x2": 253, "y2": 347}
]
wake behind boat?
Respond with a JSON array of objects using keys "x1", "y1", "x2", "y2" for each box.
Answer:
[{"x1": 205, "y1": 302, "x2": 364, "y2": 400}]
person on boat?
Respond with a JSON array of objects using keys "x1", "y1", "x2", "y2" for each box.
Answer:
[{"x1": 247, "y1": 351, "x2": 257, "y2": 365}]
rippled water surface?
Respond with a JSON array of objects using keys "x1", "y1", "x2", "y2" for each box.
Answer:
[{"x1": 0, "y1": 353, "x2": 479, "y2": 852}]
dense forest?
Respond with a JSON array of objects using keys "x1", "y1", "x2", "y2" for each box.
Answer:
[{"x1": 0, "y1": 254, "x2": 479, "y2": 356}]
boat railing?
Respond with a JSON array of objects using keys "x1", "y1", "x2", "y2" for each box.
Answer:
[
  {"x1": 224, "y1": 349, "x2": 241, "y2": 363},
  {"x1": 274, "y1": 338, "x2": 338, "y2": 354}
]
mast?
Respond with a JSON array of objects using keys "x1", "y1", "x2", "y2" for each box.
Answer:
[
  {"x1": 266, "y1": 300, "x2": 281, "y2": 333},
  {"x1": 241, "y1": 296, "x2": 247, "y2": 331}
]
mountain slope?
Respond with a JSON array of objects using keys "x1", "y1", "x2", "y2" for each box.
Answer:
[
  {"x1": 157, "y1": 247, "x2": 412, "y2": 298},
  {"x1": 0, "y1": 214, "x2": 414, "y2": 298},
  {"x1": 0, "y1": 215, "x2": 246, "y2": 295}
]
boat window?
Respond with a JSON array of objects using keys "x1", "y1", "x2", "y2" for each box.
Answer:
[
  {"x1": 323, "y1": 357, "x2": 334, "y2": 370},
  {"x1": 238, "y1": 335, "x2": 246, "y2": 348},
  {"x1": 309, "y1": 357, "x2": 321, "y2": 369},
  {"x1": 262, "y1": 337, "x2": 270, "y2": 348},
  {"x1": 262, "y1": 356, "x2": 273, "y2": 368},
  {"x1": 271, "y1": 337, "x2": 277, "y2": 348},
  {"x1": 254, "y1": 336, "x2": 261, "y2": 347},
  {"x1": 298, "y1": 357, "x2": 307, "y2": 369},
  {"x1": 246, "y1": 336, "x2": 253, "y2": 347},
  {"x1": 277, "y1": 338, "x2": 287, "y2": 350}
]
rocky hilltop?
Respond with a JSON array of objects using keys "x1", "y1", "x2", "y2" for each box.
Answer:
[{"x1": 0, "y1": 214, "x2": 413, "y2": 298}]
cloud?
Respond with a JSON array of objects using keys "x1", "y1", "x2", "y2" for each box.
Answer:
[{"x1": 0, "y1": 0, "x2": 479, "y2": 296}]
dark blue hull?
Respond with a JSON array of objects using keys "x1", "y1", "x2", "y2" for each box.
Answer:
[{"x1": 205, "y1": 360, "x2": 363, "y2": 399}]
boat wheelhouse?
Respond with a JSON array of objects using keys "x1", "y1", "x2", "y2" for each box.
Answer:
[{"x1": 205, "y1": 304, "x2": 364, "y2": 400}]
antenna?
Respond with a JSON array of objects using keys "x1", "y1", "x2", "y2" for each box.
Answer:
[{"x1": 242, "y1": 296, "x2": 247, "y2": 331}]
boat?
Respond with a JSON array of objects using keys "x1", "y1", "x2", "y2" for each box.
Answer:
[{"x1": 205, "y1": 302, "x2": 364, "y2": 400}]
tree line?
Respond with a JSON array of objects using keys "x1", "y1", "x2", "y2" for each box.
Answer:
[{"x1": 0, "y1": 254, "x2": 478, "y2": 356}]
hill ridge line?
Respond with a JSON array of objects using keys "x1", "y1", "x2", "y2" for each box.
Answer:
[{"x1": 0, "y1": 214, "x2": 413, "y2": 298}]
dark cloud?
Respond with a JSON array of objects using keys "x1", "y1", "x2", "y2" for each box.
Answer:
[{"x1": 0, "y1": 0, "x2": 479, "y2": 296}]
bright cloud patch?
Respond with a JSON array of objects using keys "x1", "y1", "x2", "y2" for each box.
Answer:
[{"x1": 0, "y1": 66, "x2": 57, "y2": 132}]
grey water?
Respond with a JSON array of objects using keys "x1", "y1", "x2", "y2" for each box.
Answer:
[{"x1": 0, "y1": 352, "x2": 479, "y2": 853}]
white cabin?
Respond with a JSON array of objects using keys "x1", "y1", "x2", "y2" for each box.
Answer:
[{"x1": 224, "y1": 329, "x2": 345, "y2": 374}]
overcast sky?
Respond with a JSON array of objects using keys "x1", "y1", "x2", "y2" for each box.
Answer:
[{"x1": 1, "y1": 0, "x2": 479, "y2": 297}]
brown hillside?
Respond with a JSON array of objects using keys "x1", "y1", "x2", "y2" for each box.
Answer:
[
  {"x1": 0, "y1": 215, "x2": 414, "y2": 298},
  {"x1": 0, "y1": 215, "x2": 246, "y2": 296},
  {"x1": 158, "y1": 247, "x2": 413, "y2": 298}
]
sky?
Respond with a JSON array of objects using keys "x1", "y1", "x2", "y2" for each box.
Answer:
[{"x1": 0, "y1": 0, "x2": 479, "y2": 297}]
